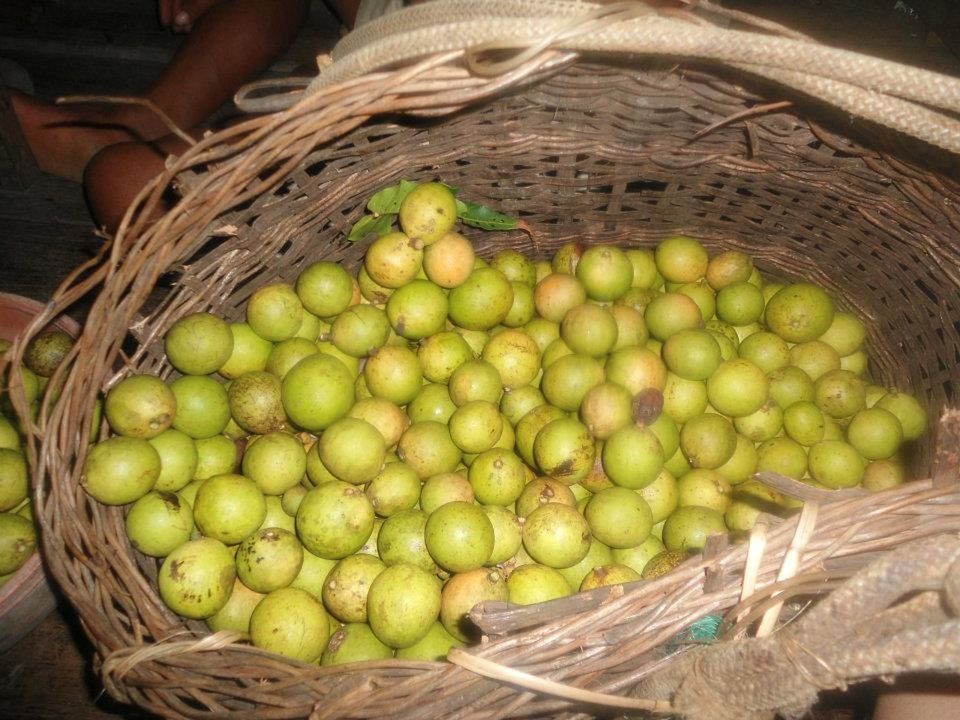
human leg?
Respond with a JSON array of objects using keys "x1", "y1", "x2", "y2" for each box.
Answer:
[{"x1": 10, "y1": 0, "x2": 309, "y2": 183}]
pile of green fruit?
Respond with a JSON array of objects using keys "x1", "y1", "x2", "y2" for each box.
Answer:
[
  {"x1": 0, "y1": 329, "x2": 75, "y2": 588},
  {"x1": 79, "y1": 180, "x2": 929, "y2": 665}
]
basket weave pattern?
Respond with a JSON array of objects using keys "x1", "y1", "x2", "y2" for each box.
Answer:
[{"x1": 6, "y1": 17, "x2": 960, "y2": 720}]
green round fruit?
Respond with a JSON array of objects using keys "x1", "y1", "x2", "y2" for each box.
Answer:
[
  {"x1": 236, "y1": 527, "x2": 304, "y2": 593},
  {"x1": 506, "y1": 563, "x2": 572, "y2": 605},
  {"x1": 321, "y1": 623, "x2": 394, "y2": 666},
  {"x1": 424, "y1": 501, "x2": 494, "y2": 573},
  {"x1": 228, "y1": 371, "x2": 286, "y2": 435},
  {"x1": 0, "y1": 448, "x2": 28, "y2": 512},
  {"x1": 396, "y1": 421, "x2": 462, "y2": 479},
  {"x1": 398, "y1": 182, "x2": 458, "y2": 246},
  {"x1": 164, "y1": 313, "x2": 234, "y2": 376},
  {"x1": 655, "y1": 236, "x2": 709, "y2": 284},
  {"x1": 662, "y1": 505, "x2": 727, "y2": 553},
  {"x1": 125, "y1": 490, "x2": 193, "y2": 557},
  {"x1": 329, "y1": 304, "x2": 391, "y2": 358},
  {"x1": 192, "y1": 473, "x2": 266, "y2": 545},
  {"x1": 246, "y1": 283, "x2": 303, "y2": 343},
  {"x1": 580, "y1": 563, "x2": 642, "y2": 591},
  {"x1": 386, "y1": 279, "x2": 448, "y2": 341},
  {"x1": 281, "y1": 353, "x2": 355, "y2": 432},
  {"x1": 680, "y1": 413, "x2": 737, "y2": 469},
  {"x1": 296, "y1": 261, "x2": 355, "y2": 318},
  {"x1": 297, "y1": 481, "x2": 375, "y2": 559},
  {"x1": 170, "y1": 374, "x2": 231, "y2": 439},
  {"x1": 764, "y1": 283, "x2": 834, "y2": 343},
  {"x1": 148, "y1": 429, "x2": 199, "y2": 492},
  {"x1": 808, "y1": 440, "x2": 866, "y2": 489},
  {"x1": 0, "y1": 513, "x2": 36, "y2": 575},
  {"x1": 584, "y1": 487, "x2": 653, "y2": 549},
  {"x1": 321, "y1": 553, "x2": 386, "y2": 623},
  {"x1": 158, "y1": 537, "x2": 236, "y2": 619},
  {"x1": 575, "y1": 245, "x2": 633, "y2": 301},
  {"x1": 367, "y1": 562, "x2": 442, "y2": 648},
  {"x1": 706, "y1": 359, "x2": 768, "y2": 418},
  {"x1": 602, "y1": 424, "x2": 664, "y2": 489},
  {"x1": 661, "y1": 329, "x2": 721, "y2": 381},
  {"x1": 105, "y1": 374, "x2": 177, "y2": 439},
  {"x1": 242, "y1": 431, "x2": 307, "y2": 496},
  {"x1": 448, "y1": 268, "x2": 514, "y2": 331},
  {"x1": 249, "y1": 587, "x2": 330, "y2": 661},
  {"x1": 875, "y1": 391, "x2": 928, "y2": 442},
  {"x1": 440, "y1": 567, "x2": 509, "y2": 642},
  {"x1": 522, "y1": 503, "x2": 591, "y2": 569},
  {"x1": 319, "y1": 417, "x2": 386, "y2": 485},
  {"x1": 81, "y1": 436, "x2": 161, "y2": 506},
  {"x1": 218, "y1": 323, "x2": 274, "y2": 379}
]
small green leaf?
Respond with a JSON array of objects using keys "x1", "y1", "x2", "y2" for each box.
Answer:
[
  {"x1": 456, "y1": 200, "x2": 518, "y2": 231},
  {"x1": 367, "y1": 179, "x2": 419, "y2": 215},
  {"x1": 348, "y1": 214, "x2": 394, "y2": 242}
]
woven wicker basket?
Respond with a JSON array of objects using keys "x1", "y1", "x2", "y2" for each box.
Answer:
[{"x1": 7, "y1": 2, "x2": 960, "y2": 718}]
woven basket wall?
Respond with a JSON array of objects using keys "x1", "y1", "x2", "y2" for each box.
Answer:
[{"x1": 10, "y1": 5, "x2": 960, "y2": 719}]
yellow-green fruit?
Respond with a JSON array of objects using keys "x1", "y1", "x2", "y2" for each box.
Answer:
[
  {"x1": 583, "y1": 487, "x2": 653, "y2": 549},
  {"x1": 845, "y1": 407, "x2": 903, "y2": 460},
  {"x1": 0, "y1": 448, "x2": 28, "y2": 512},
  {"x1": 706, "y1": 359, "x2": 768, "y2": 418},
  {"x1": 170, "y1": 375, "x2": 231, "y2": 439},
  {"x1": 81, "y1": 436, "x2": 161, "y2": 505},
  {"x1": 236, "y1": 527, "x2": 304, "y2": 594},
  {"x1": 249, "y1": 587, "x2": 330, "y2": 661},
  {"x1": 164, "y1": 313, "x2": 234, "y2": 376},
  {"x1": 394, "y1": 621, "x2": 464, "y2": 661},
  {"x1": 148, "y1": 428, "x2": 199, "y2": 493},
  {"x1": 321, "y1": 623, "x2": 394, "y2": 666},
  {"x1": 522, "y1": 503, "x2": 590, "y2": 569},
  {"x1": 641, "y1": 549, "x2": 687, "y2": 579},
  {"x1": 246, "y1": 283, "x2": 304, "y2": 343},
  {"x1": 192, "y1": 473, "x2": 266, "y2": 545},
  {"x1": 0, "y1": 512, "x2": 36, "y2": 575},
  {"x1": 228, "y1": 371, "x2": 286, "y2": 436},
  {"x1": 296, "y1": 261, "x2": 355, "y2": 319},
  {"x1": 611, "y1": 535, "x2": 665, "y2": 576},
  {"x1": 398, "y1": 182, "x2": 458, "y2": 246},
  {"x1": 662, "y1": 505, "x2": 727, "y2": 553},
  {"x1": 676, "y1": 469, "x2": 732, "y2": 514},
  {"x1": 24, "y1": 329, "x2": 74, "y2": 378},
  {"x1": 242, "y1": 431, "x2": 307, "y2": 496},
  {"x1": 296, "y1": 481, "x2": 375, "y2": 559},
  {"x1": 125, "y1": 490, "x2": 194, "y2": 557},
  {"x1": 575, "y1": 245, "x2": 633, "y2": 301},
  {"x1": 424, "y1": 501, "x2": 494, "y2": 573},
  {"x1": 875, "y1": 391, "x2": 928, "y2": 442},
  {"x1": 655, "y1": 235, "x2": 709, "y2": 284},
  {"x1": 321, "y1": 553, "x2": 386, "y2": 623},
  {"x1": 158, "y1": 537, "x2": 236, "y2": 619},
  {"x1": 218, "y1": 322, "x2": 274, "y2": 379},
  {"x1": 440, "y1": 567, "x2": 509, "y2": 642},
  {"x1": 366, "y1": 562, "x2": 442, "y2": 649},
  {"x1": 206, "y1": 578, "x2": 265, "y2": 633},
  {"x1": 193, "y1": 434, "x2": 239, "y2": 480},
  {"x1": 580, "y1": 563, "x2": 642, "y2": 591},
  {"x1": 105, "y1": 374, "x2": 177, "y2": 439},
  {"x1": 319, "y1": 417, "x2": 386, "y2": 485},
  {"x1": 808, "y1": 440, "x2": 865, "y2": 489},
  {"x1": 281, "y1": 353, "x2": 355, "y2": 432},
  {"x1": 448, "y1": 268, "x2": 514, "y2": 331},
  {"x1": 506, "y1": 563, "x2": 572, "y2": 605},
  {"x1": 764, "y1": 283, "x2": 834, "y2": 343}
]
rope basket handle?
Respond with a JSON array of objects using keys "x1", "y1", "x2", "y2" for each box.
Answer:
[{"x1": 236, "y1": 0, "x2": 960, "y2": 154}]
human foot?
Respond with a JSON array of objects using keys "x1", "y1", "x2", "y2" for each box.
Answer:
[{"x1": 7, "y1": 88, "x2": 145, "y2": 183}]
